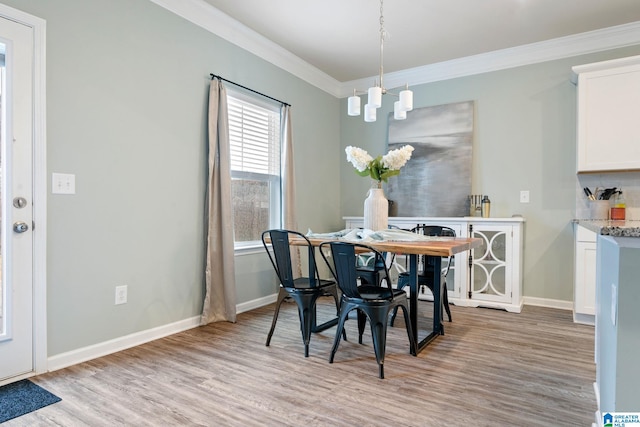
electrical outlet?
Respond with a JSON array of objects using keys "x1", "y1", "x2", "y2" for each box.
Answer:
[
  {"x1": 520, "y1": 190, "x2": 530, "y2": 203},
  {"x1": 115, "y1": 285, "x2": 128, "y2": 305}
]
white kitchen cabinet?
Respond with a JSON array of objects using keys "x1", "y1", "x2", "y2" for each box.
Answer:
[
  {"x1": 343, "y1": 216, "x2": 525, "y2": 312},
  {"x1": 573, "y1": 55, "x2": 640, "y2": 172},
  {"x1": 574, "y1": 225, "x2": 597, "y2": 325}
]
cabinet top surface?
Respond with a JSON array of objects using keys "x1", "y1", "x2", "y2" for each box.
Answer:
[
  {"x1": 344, "y1": 216, "x2": 526, "y2": 223},
  {"x1": 571, "y1": 54, "x2": 640, "y2": 79},
  {"x1": 575, "y1": 219, "x2": 640, "y2": 237}
]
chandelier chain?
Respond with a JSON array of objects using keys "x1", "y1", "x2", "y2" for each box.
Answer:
[
  {"x1": 379, "y1": 0, "x2": 385, "y2": 92},
  {"x1": 346, "y1": 0, "x2": 413, "y2": 122}
]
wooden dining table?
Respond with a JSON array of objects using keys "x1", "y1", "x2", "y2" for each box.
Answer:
[{"x1": 302, "y1": 236, "x2": 482, "y2": 355}]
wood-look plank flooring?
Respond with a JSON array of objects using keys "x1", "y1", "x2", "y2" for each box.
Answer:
[{"x1": 5, "y1": 300, "x2": 596, "y2": 426}]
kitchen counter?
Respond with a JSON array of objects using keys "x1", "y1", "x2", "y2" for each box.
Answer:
[
  {"x1": 574, "y1": 219, "x2": 640, "y2": 237},
  {"x1": 572, "y1": 220, "x2": 640, "y2": 418},
  {"x1": 596, "y1": 235, "x2": 640, "y2": 414}
]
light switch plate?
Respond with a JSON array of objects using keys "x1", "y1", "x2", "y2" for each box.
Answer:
[
  {"x1": 52, "y1": 173, "x2": 76, "y2": 194},
  {"x1": 520, "y1": 190, "x2": 530, "y2": 203}
]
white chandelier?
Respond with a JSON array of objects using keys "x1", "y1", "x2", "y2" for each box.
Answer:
[{"x1": 347, "y1": 0, "x2": 413, "y2": 122}]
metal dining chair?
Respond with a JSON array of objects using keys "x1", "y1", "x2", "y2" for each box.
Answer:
[
  {"x1": 355, "y1": 224, "x2": 402, "y2": 287},
  {"x1": 262, "y1": 229, "x2": 341, "y2": 357},
  {"x1": 391, "y1": 225, "x2": 456, "y2": 325},
  {"x1": 320, "y1": 241, "x2": 416, "y2": 379}
]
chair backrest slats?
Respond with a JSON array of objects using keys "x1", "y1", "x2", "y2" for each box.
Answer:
[
  {"x1": 269, "y1": 230, "x2": 294, "y2": 287},
  {"x1": 331, "y1": 243, "x2": 360, "y2": 298},
  {"x1": 412, "y1": 224, "x2": 456, "y2": 273},
  {"x1": 415, "y1": 225, "x2": 456, "y2": 238},
  {"x1": 262, "y1": 229, "x2": 320, "y2": 289},
  {"x1": 321, "y1": 241, "x2": 392, "y2": 300}
]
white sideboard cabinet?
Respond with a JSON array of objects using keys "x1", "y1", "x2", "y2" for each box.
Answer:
[
  {"x1": 343, "y1": 216, "x2": 525, "y2": 312},
  {"x1": 467, "y1": 221, "x2": 524, "y2": 313},
  {"x1": 574, "y1": 225, "x2": 597, "y2": 325},
  {"x1": 572, "y1": 55, "x2": 640, "y2": 172}
]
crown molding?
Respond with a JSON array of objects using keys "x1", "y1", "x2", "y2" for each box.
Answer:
[
  {"x1": 149, "y1": 0, "x2": 640, "y2": 99},
  {"x1": 338, "y1": 21, "x2": 640, "y2": 97},
  {"x1": 149, "y1": 0, "x2": 342, "y2": 96}
]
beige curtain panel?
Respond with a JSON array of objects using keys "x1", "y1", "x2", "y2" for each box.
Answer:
[
  {"x1": 282, "y1": 105, "x2": 301, "y2": 276},
  {"x1": 201, "y1": 79, "x2": 237, "y2": 325}
]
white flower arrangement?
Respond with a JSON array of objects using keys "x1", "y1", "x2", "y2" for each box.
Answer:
[{"x1": 345, "y1": 145, "x2": 414, "y2": 185}]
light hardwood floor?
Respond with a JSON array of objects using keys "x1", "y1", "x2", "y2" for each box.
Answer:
[{"x1": 7, "y1": 299, "x2": 596, "y2": 426}]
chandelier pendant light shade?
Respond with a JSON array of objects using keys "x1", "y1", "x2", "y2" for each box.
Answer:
[
  {"x1": 364, "y1": 104, "x2": 377, "y2": 122},
  {"x1": 347, "y1": 0, "x2": 413, "y2": 122},
  {"x1": 399, "y1": 86, "x2": 413, "y2": 111},
  {"x1": 368, "y1": 86, "x2": 382, "y2": 108},
  {"x1": 348, "y1": 91, "x2": 361, "y2": 116},
  {"x1": 393, "y1": 101, "x2": 406, "y2": 120}
]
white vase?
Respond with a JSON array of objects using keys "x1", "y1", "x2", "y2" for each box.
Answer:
[{"x1": 363, "y1": 186, "x2": 388, "y2": 231}]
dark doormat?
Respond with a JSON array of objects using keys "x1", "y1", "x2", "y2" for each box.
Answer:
[{"x1": 0, "y1": 379, "x2": 61, "y2": 423}]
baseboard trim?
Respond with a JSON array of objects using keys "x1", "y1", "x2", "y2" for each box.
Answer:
[
  {"x1": 47, "y1": 294, "x2": 279, "y2": 373},
  {"x1": 236, "y1": 294, "x2": 277, "y2": 314},
  {"x1": 522, "y1": 296, "x2": 573, "y2": 310},
  {"x1": 246, "y1": 294, "x2": 573, "y2": 313},
  {"x1": 46, "y1": 294, "x2": 571, "y2": 372},
  {"x1": 47, "y1": 316, "x2": 201, "y2": 372},
  {"x1": 243, "y1": 294, "x2": 574, "y2": 312},
  {"x1": 573, "y1": 312, "x2": 595, "y2": 325}
]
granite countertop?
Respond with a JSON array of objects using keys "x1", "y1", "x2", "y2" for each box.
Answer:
[{"x1": 575, "y1": 219, "x2": 640, "y2": 237}]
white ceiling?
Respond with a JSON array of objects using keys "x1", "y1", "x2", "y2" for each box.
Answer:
[{"x1": 200, "y1": 0, "x2": 640, "y2": 83}]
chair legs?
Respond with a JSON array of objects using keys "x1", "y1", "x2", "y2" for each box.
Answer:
[
  {"x1": 366, "y1": 306, "x2": 390, "y2": 379},
  {"x1": 357, "y1": 309, "x2": 367, "y2": 344},
  {"x1": 267, "y1": 286, "x2": 343, "y2": 357},
  {"x1": 398, "y1": 303, "x2": 417, "y2": 356},
  {"x1": 442, "y1": 287, "x2": 452, "y2": 322},
  {"x1": 292, "y1": 292, "x2": 329, "y2": 357},
  {"x1": 329, "y1": 300, "x2": 355, "y2": 364},
  {"x1": 389, "y1": 305, "x2": 400, "y2": 327},
  {"x1": 330, "y1": 300, "x2": 415, "y2": 379},
  {"x1": 390, "y1": 276, "x2": 452, "y2": 326},
  {"x1": 325, "y1": 285, "x2": 342, "y2": 318},
  {"x1": 265, "y1": 287, "x2": 289, "y2": 347}
]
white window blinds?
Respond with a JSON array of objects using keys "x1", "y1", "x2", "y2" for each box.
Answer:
[{"x1": 228, "y1": 95, "x2": 280, "y2": 175}]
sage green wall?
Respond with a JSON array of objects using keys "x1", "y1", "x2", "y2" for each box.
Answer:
[
  {"x1": 340, "y1": 46, "x2": 640, "y2": 303},
  {"x1": 5, "y1": 0, "x2": 339, "y2": 356},
  {"x1": 8, "y1": 0, "x2": 640, "y2": 359}
]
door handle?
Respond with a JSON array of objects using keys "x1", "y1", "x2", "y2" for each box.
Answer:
[{"x1": 13, "y1": 221, "x2": 29, "y2": 233}]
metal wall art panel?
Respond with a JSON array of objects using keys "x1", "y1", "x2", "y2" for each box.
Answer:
[{"x1": 387, "y1": 101, "x2": 474, "y2": 217}]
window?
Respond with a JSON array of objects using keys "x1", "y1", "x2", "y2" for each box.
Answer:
[{"x1": 227, "y1": 90, "x2": 282, "y2": 248}]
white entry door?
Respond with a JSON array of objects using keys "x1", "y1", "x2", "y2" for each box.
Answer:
[{"x1": 0, "y1": 15, "x2": 35, "y2": 382}]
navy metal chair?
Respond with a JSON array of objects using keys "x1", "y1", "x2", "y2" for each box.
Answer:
[
  {"x1": 262, "y1": 229, "x2": 341, "y2": 357},
  {"x1": 392, "y1": 225, "x2": 456, "y2": 325},
  {"x1": 320, "y1": 241, "x2": 416, "y2": 379},
  {"x1": 355, "y1": 225, "x2": 401, "y2": 287}
]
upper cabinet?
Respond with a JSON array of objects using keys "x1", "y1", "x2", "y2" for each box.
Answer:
[{"x1": 573, "y1": 55, "x2": 640, "y2": 172}]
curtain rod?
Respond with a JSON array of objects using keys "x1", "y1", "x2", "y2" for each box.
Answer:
[{"x1": 210, "y1": 73, "x2": 290, "y2": 107}]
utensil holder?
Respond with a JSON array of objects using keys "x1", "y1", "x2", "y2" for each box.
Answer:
[
  {"x1": 590, "y1": 200, "x2": 609, "y2": 220},
  {"x1": 468, "y1": 194, "x2": 483, "y2": 217}
]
